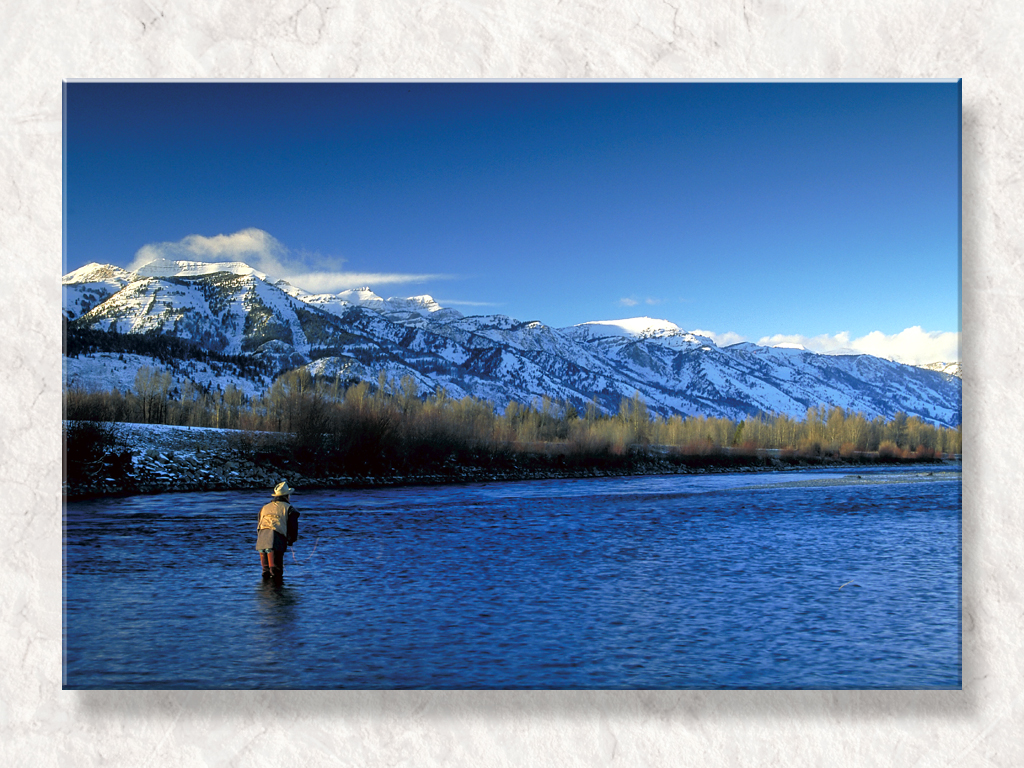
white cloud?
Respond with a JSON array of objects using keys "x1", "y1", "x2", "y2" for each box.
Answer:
[
  {"x1": 129, "y1": 228, "x2": 451, "y2": 294},
  {"x1": 680, "y1": 325, "x2": 959, "y2": 364},
  {"x1": 691, "y1": 329, "x2": 747, "y2": 348},
  {"x1": 618, "y1": 296, "x2": 662, "y2": 308},
  {"x1": 129, "y1": 228, "x2": 286, "y2": 272},
  {"x1": 283, "y1": 271, "x2": 447, "y2": 293},
  {"x1": 436, "y1": 299, "x2": 502, "y2": 307},
  {"x1": 756, "y1": 327, "x2": 960, "y2": 365}
]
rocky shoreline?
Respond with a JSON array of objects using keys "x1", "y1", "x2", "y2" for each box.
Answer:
[
  {"x1": 63, "y1": 443, "x2": 779, "y2": 499},
  {"x1": 62, "y1": 421, "x2": 959, "y2": 500}
]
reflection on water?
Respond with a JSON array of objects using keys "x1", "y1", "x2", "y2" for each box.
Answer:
[
  {"x1": 64, "y1": 465, "x2": 962, "y2": 689},
  {"x1": 254, "y1": 582, "x2": 300, "y2": 624}
]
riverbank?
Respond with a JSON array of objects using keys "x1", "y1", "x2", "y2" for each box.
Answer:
[{"x1": 62, "y1": 421, "x2": 960, "y2": 500}]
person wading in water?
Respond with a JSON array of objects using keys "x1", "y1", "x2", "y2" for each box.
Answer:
[{"x1": 256, "y1": 481, "x2": 300, "y2": 582}]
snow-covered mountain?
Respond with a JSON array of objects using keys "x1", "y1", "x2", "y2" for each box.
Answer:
[
  {"x1": 62, "y1": 260, "x2": 962, "y2": 427},
  {"x1": 917, "y1": 361, "x2": 962, "y2": 379}
]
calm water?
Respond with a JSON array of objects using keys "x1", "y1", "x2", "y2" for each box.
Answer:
[{"x1": 63, "y1": 466, "x2": 961, "y2": 689}]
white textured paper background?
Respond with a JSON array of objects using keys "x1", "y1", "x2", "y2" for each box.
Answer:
[{"x1": 3, "y1": 0, "x2": 1020, "y2": 765}]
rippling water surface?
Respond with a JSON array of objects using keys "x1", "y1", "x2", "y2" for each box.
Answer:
[{"x1": 64, "y1": 466, "x2": 961, "y2": 689}]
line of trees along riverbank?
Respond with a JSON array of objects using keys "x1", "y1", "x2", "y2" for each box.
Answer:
[{"x1": 64, "y1": 367, "x2": 962, "y2": 477}]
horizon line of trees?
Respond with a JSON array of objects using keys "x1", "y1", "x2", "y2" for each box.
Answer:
[{"x1": 63, "y1": 366, "x2": 963, "y2": 462}]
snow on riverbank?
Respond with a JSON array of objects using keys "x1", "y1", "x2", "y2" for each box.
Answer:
[
  {"x1": 65, "y1": 420, "x2": 728, "y2": 499},
  {"x1": 110, "y1": 421, "x2": 282, "y2": 454},
  {"x1": 64, "y1": 421, "x2": 291, "y2": 497}
]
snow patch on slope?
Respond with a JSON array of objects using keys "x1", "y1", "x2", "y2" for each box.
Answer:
[{"x1": 63, "y1": 353, "x2": 268, "y2": 398}]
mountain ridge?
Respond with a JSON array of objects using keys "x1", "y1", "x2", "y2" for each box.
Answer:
[{"x1": 62, "y1": 260, "x2": 962, "y2": 427}]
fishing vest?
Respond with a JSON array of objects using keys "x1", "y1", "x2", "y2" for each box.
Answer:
[{"x1": 258, "y1": 499, "x2": 293, "y2": 536}]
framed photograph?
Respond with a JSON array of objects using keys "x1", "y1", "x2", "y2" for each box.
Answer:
[{"x1": 62, "y1": 80, "x2": 961, "y2": 690}]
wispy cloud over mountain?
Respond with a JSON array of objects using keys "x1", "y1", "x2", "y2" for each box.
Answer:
[
  {"x1": 756, "y1": 327, "x2": 960, "y2": 365},
  {"x1": 436, "y1": 299, "x2": 502, "y2": 308},
  {"x1": 129, "y1": 229, "x2": 451, "y2": 294}
]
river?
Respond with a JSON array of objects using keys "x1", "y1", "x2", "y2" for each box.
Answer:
[{"x1": 63, "y1": 465, "x2": 961, "y2": 689}]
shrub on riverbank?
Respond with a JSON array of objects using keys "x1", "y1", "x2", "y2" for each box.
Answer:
[
  {"x1": 63, "y1": 420, "x2": 133, "y2": 486},
  {"x1": 63, "y1": 369, "x2": 962, "y2": 491}
]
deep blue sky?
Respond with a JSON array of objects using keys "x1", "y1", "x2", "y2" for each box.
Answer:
[{"x1": 64, "y1": 81, "x2": 961, "y2": 352}]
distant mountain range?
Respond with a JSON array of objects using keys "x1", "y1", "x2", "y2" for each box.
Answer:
[{"x1": 62, "y1": 259, "x2": 962, "y2": 427}]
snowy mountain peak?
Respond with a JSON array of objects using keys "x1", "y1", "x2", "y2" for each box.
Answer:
[
  {"x1": 566, "y1": 317, "x2": 716, "y2": 349},
  {"x1": 575, "y1": 317, "x2": 682, "y2": 337},
  {"x1": 820, "y1": 347, "x2": 860, "y2": 357},
  {"x1": 335, "y1": 287, "x2": 385, "y2": 305},
  {"x1": 274, "y1": 278, "x2": 300, "y2": 293},
  {"x1": 132, "y1": 259, "x2": 269, "y2": 281},
  {"x1": 62, "y1": 263, "x2": 133, "y2": 285},
  {"x1": 387, "y1": 295, "x2": 443, "y2": 313}
]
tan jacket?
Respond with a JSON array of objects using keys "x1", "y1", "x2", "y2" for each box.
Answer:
[{"x1": 257, "y1": 499, "x2": 293, "y2": 536}]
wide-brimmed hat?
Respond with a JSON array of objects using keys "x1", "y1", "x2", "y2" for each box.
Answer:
[{"x1": 272, "y1": 481, "x2": 295, "y2": 497}]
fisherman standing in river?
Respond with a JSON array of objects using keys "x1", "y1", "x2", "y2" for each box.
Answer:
[{"x1": 256, "y1": 481, "x2": 300, "y2": 582}]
